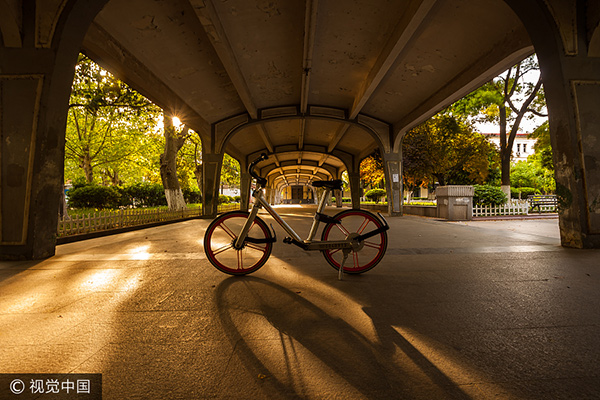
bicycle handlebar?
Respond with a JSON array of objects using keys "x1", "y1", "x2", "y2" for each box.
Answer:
[{"x1": 249, "y1": 153, "x2": 268, "y2": 187}]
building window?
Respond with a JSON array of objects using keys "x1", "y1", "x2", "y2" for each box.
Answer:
[
  {"x1": 517, "y1": 143, "x2": 521, "y2": 152},
  {"x1": 523, "y1": 144, "x2": 527, "y2": 153}
]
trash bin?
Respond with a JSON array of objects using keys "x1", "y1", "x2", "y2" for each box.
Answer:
[{"x1": 436, "y1": 185, "x2": 474, "y2": 221}]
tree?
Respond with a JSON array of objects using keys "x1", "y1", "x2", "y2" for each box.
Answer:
[
  {"x1": 402, "y1": 115, "x2": 499, "y2": 187},
  {"x1": 528, "y1": 121, "x2": 553, "y2": 171},
  {"x1": 449, "y1": 55, "x2": 547, "y2": 193},
  {"x1": 160, "y1": 114, "x2": 190, "y2": 210},
  {"x1": 220, "y1": 154, "x2": 240, "y2": 193},
  {"x1": 177, "y1": 132, "x2": 204, "y2": 192},
  {"x1": 65, "y1": 54, "x2": 161, "y2": 184},
  {"x1": 360, "y1": 149, "x2": 385, "y2": 189}
]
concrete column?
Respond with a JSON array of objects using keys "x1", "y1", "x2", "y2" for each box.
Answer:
[
  {"x1": 240, "y1": 172, "x2": 252, "y2": 211},
  {"x1": 0, "y1": 1, "x2": 108, "y2": 260},
  {"x1": 504, "y1": 0, "x2": 600, "y2": 248},
  {"x1": 383, "y1": 151, "x2": 403, "y2": 216},
  {"x1": 202, "y1": 152, "x2": 223, "y2": 217},
  {"x1": 348, "y1": 172, "x2": 361, "y2": 209}
]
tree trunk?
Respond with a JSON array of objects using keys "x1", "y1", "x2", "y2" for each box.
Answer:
[
  {"x1": 80, "y1": 153, "x2": 93, "y2": 183},
  {"x1": 194, "y1": 164, "x2": 203, "y2": 194},
  {"x1": 160, "y1": 114, "x2": 187, "y2": 211}
]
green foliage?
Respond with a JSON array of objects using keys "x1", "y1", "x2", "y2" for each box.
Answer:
[
  {"x1": 331, "y1": 197, "x2": 351, "y2": 203},
  {"x1": 403, "y1": 115, "x2": 500, "y2": 187},
  {"x1": 221, "y1": 154, "x2": 241, "y2": 188},
  {"x1": 528, "y1": 121, "x2": 553, "y2": 171},
  {"x1": 120, "y1": 183, "x2": 167, "y2": 207},
  {"x1": 65, "y1": 54, "x2": 162, "y2": 185},
  {"x1": 511, "y1": 186, "x2": 539, "y2": 199},
  {"x1": 473, "y1": 185, "x2": 508, "y2": 206},
  {"x1": 233, "y1": 196, "x2": 241, "y2": 203},
  {"x1": 182, "y1": 187, "x2": 202, "y2": 204},
  {"x1": 364, "y1": 188, "x2": 387, "y2": 203},
  {"x1": 360, "y1": 149, "x2": 385, "y2": 189},
  {"x1": 510, "y1": 160, "x2": 555, "y2": 194},
  {"x1": 218, "y1": 194, "x2": 231, "y2": 204},
  {"x1": 67, "y1": 184, "x2": 121, "y2": 209}
]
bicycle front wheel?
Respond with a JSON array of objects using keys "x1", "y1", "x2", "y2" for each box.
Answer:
[
  {"x1": 321, "y1": 209, "x2": 387, "y2": 274},
  {"x1": 203, "y1": 211, "x2": 273, "y2": 275}
]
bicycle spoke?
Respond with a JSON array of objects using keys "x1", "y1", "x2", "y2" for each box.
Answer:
[
  {"x1": 364, "y1": 240, "x2": 383, "y2": 249},
  {"x1": 335, "y1": 223, "x2": 350, "y2": 236},
  {"x1": 245, "y1": 242, "x2": 267, "y2": 252},
  {"x1": 352, "y1": 251, "x2": 359, "y2": 268},
  {"x1": 321, "y1": 210, "x2": 387, "y2": 274},
  {"x1": 357, "y1": 217, "x2": 370, "y2": 234},
  {"x1": 204, "y1": 212, "x2": 273, "y2": 275},
  {"x1": 218, "y1": 221, "x2": 236, "y2": 239},
  {"x1": 212, "y1": 243, "x2": 234, "y2": 256}
]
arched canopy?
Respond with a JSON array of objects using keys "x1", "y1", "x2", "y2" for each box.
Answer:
[
  {"x1": 82, "y1": 0, "x2": 533, "y2": 186},
  {"x1": 5, "y1": 0, "x2": 600, "y2": 259}
]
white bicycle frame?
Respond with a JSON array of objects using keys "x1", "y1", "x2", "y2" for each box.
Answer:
[{"x1": 233, "y1": 186, "x2": 354, "y2": 252}]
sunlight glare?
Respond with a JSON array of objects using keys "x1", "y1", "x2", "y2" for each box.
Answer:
[
  {"x1": 129, "y1": 245, "x2": 151, "y2": 260},
  {"x1": 172, "y1": 116, "x2": 182, "y2": 128}
]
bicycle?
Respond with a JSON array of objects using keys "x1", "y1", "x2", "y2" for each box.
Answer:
[{"x1": 203, "y1": 153, "x2": 389, "y2": 279}]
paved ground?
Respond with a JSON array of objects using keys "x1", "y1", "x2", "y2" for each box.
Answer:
[{"x1": 1, "y1": 206, "x2": 599, "y2": 399}]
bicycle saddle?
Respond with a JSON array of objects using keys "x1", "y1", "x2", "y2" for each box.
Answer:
[{"x1": 311, "y1": 180, "x2": 343, "y2": 190}]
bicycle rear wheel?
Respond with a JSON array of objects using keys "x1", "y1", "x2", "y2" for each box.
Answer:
[
  {"x1": 204, "y1": 211, "x2": 273, "y2": 275},
  {"x1": 321, "y1": 209, "x2": 387, "y2": 274}
]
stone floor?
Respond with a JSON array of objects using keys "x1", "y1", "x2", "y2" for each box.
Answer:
[{"x1": 1, "y1": 206, "x2": 599, "y2": 399}]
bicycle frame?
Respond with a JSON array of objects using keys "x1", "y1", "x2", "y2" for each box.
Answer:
[{"x1": 234, "y1": 186, "x2": 355, "y2": 252}]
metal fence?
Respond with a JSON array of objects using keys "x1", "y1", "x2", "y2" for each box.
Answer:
[{"x1": 57, "y1": 203, "x2": 239, "y2": 237}]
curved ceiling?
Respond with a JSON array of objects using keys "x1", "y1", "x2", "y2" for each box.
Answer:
[{"x1": 82, "y1": 0, "x2": 532, "y2": 185}]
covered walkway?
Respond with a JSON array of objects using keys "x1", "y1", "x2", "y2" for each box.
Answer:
[{"x1": 1, "y1": 207, "x2": 598, "y2": 399}]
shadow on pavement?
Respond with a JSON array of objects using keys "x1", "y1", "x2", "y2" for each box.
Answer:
[{"x1": 215, "y1": 276, "x2": 471, "y2": 399}]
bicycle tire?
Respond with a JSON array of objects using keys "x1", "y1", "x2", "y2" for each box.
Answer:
[
  {"x1": 321, "y1": 209, "x2": 387, "y2": 274},
  {"x1": 204, "y1": 211, "x2": 273, "y2": 275}
]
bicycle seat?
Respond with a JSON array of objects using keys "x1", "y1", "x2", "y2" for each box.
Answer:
[{"x1": 311, "y1": 180, "x2": 343, "y2": 190}]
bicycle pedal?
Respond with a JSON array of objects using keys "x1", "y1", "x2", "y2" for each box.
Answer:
[{"x1": 283, "y1": 237, "x2": 293, "y2": 244}]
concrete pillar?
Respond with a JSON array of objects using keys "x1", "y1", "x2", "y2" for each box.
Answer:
[
  {"x1": 202, "y1": 152, "x2": 223, "y2": 217},
  {"x1": 240, "y1": 172, "x2": 252, "y2": 211},
  {"x1": 383, "y1": 152, "x2": 403, "y2": 216},
  {"x1": 0, "y1": 1, "x2": 108, "y2": 260},
  {"x1": 348, "y1": 172, "x2": 361, "y2": 209},
  {"x1": 504, "y1": 0, "x2": 600, "y2": 248}
]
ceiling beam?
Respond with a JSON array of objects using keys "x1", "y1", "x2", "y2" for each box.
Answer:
[
  {"x1": 300, "y1": 0, "x2": 319, "y2": 114},
  {"x1": 191, "y1": 0, "x2": 258, "y2": 119},
  {"x1": 299, "y1": 119, "x2": 306, "y2": 150},
  {"x1": 393, "y1": 37, "x2": 534, "y2": 137},
  {"x1": 327, "y1": 124, "x2": 350, "y2": 153},
  {"x1": 349, "y1": 0, "x2": 437, "y2": 119},
  {"x1": 83, "y1": 22, "x2": 211, "y2": 137},
  {"x1": 257, "y1": 125, "x2": 274, "y2": 153}
]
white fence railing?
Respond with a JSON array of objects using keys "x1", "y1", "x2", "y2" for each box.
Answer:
[
  {"x1": 58, "y1": 204, "x2": 239, "y2": 237},
  {"x1": 473, "y1": 200, "x2": 530, "y2": 217}
]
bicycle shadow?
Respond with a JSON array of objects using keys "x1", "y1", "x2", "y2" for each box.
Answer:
[{"x1": 214, "y1": 276, "x2": 470, "y2": 399}]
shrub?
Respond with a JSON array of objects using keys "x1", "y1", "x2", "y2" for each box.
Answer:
[
  {"x1": 183, "y1": 187, "x2": 202, "y2": 204},
  {"x1": 331, "y1": 197, "x2": 351, "y2": 203},
  {"x1": 473, "y1": 185, "x2": 507, "y2": 206},
  {"x1": 218, "y1": 194, "x2": 230, "y2": 204},
  {"x1": 122, "y1": 183, "x2": 167, "y2": 207},
  {"x1": 511, "y1": 187, "x2": 539, "y2": 199},
  {"x1": 364, "y1": 188, "x2": 387, "y2": 203},
  {"x1": 233, "y1": 196, "x2": 241, "y2": 203},
  {"x1": 67, "y1": 184, "x2": 121, "y2": 209}
]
